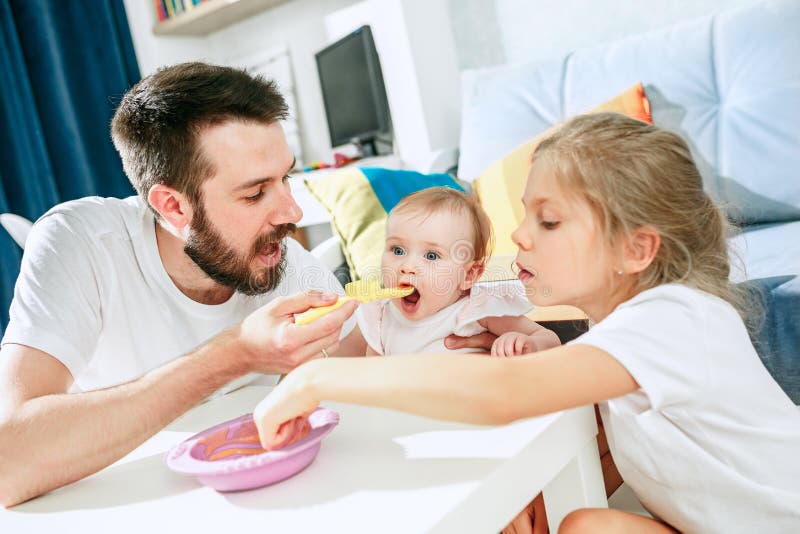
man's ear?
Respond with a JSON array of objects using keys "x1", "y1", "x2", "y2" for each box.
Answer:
[
  {"x1": 621, "y1": 225, "x2": 660, "y2": 275},
  {"x1": 459, "y1": 261, "x2": 485, "y2": 291},
  {"x1": 148, "y1": 184, "x2": 194, "y2": 232}
]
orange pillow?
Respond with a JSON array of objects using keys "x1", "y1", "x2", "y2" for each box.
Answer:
[{"x1": 473, "y1": 82, "x2": 652, "y2": 255}]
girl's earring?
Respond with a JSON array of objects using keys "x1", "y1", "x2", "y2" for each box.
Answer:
[{"x1": 616, "y1": 269, "x2": 624, "y2": 275}]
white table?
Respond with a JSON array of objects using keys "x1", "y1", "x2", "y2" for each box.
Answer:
[{"x1": 3, "y1": 386, "x2": 606, "y2": 534}]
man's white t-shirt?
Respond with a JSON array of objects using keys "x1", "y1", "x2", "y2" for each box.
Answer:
[
  {"x1": 572, "y1": 284, "x2": 800, "y2": 532},
  {"x1": 1, "y1": 196, "x2": 353, "y2": 393}
]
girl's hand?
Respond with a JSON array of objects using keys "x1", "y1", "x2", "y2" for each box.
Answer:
[
  {"x1": 491, "y1": 332, "x2": 537, "y2": 357},
  {"x1": 266, "y1": 416, "x2": 312, "y2": 451},
  {"x1": 253, "y1": 363, "x2": 321, "y2": 449}
]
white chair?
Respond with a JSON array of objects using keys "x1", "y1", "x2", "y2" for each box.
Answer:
[{"x1": 0, "y1": 213, "x2": 34, "y2": 249}]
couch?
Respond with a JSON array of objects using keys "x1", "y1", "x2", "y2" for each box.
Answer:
[{"x1": 456, "y1": 0, "x2": 800, "y2": 404}]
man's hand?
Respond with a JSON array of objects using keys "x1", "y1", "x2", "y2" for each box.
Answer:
[
  {"x1": 444, "y1": 331, "x2": 497, "y2": 352},
  {"x1": 238, "y1": 291, "x2": 358, "y2": 375},
  {"x1": 491, "y1": 332, "x2": 537, "y2": 357}
]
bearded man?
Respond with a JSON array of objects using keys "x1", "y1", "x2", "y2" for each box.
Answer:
[{"x1": 0, "y1": 62, "x2": 360, "y2": 507}]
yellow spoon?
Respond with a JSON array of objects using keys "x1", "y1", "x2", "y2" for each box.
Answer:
[{"x1": 295, "y1": 280, "x2": 414, "y2": 326}]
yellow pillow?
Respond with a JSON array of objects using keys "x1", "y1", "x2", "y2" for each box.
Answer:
[{"x1": 473, "y1": 82, "x2": 653, "y2": 254}]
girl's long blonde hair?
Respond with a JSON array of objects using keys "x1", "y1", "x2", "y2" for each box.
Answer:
[{"x1": 533, "y1": 112, "x2": 759, "y2": 328}]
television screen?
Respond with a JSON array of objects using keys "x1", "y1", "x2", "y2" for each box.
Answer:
[{"x1": 315, "y1": 26, "x2": 392, "y2": 154}]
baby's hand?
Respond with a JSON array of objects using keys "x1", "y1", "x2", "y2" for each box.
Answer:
[{"x1": 491, "y1": 332, "x2": 538, "y2": 357}]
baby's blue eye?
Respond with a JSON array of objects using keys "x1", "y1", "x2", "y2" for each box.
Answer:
[
  {"x1": 392, "y1": 246, "x2": 405, "y2": 256},
  {"x1": 424, "y1": 251, "x2": 439, "y2": 261}
]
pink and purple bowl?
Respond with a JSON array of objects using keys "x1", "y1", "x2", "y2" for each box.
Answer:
[{"x1": 165, "y1": 408, "x2": 339, "y2": 491}]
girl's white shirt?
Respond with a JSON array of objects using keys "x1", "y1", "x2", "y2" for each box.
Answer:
[{"x1": 573, "y1": 283, "x2": 800, "y2": 532}]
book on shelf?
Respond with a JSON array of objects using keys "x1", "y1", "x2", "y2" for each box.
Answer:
[
  {"x1": 155, "y1": 0, "x2": 207, "y2": 23},
  {"x1": 154, "y1": 0, "x2": 167, "y2": 21}
]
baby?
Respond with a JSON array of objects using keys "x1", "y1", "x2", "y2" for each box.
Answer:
[{"x1": 357, "y1": 187, "x2": 559, "y2": 356}]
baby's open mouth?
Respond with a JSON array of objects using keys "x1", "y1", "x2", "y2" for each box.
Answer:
[{"x1": 397, "y1": 284, "x2": 421, "y2": 313}]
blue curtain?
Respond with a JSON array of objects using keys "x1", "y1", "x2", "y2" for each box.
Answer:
[{"x1": 0, "y1": 0, "x2": 139, "y2": 333}]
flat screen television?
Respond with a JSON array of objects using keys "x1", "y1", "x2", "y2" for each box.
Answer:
[{"x1": 315, "y1": 25, "x2": 393, "y2": 157}]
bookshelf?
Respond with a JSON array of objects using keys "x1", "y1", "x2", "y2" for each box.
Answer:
[{"x1": 153, "y1": 0, "x2": 291, "y2": 36}]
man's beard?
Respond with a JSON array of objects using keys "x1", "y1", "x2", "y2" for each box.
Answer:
[{"x1": 183, "y1": 202, "x2": 296, "y2": 296}]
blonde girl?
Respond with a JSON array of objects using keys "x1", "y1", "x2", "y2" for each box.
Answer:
[{"x1": 254, "y1": 113, "x2": 800, "y2": 533}]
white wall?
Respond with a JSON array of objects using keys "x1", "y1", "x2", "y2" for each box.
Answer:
[
  {"x1": 123, "y1": 0, "x2": 760, "y2": 165},
  {"x1": 122, "y1": 0, "x2": 360, "y2": 163},
  {"x1": 452, "y1": 0, "x2": 757, "y2": 69},
  {"x1": 206, "y1": 0, "x2": 360, "y2": 163},
  {"x1": 447, "y1": 0, "x2": 505, "y2": 70},
  {"x1": 123, "y1": 0, "x2": 211, "y2": 74}
]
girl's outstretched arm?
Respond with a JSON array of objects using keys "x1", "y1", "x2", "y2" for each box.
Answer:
[{"x1": 254, "y1": 344, "x2": 638, "y2": 449}]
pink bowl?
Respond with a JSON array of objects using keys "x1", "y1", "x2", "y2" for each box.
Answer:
[{"x1": 165, "y1": 408, "x2": 339, "y2": 491}]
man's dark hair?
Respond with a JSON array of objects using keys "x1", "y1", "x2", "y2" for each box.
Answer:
[{"x1": 111, "y1": 62, "x2": 289, "y2": 213}]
